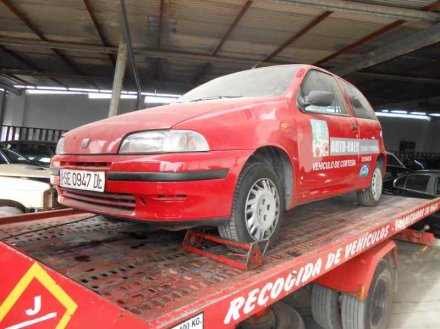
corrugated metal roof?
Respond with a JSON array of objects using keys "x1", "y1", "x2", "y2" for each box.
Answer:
[{"x1": 0, "y1": 0, "x2": 438, "y2": 106}]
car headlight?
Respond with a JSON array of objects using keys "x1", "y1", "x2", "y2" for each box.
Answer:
[
  {"x1": 119, "y1": 130, "x2": 209, "y2": 154},
  {"x1": 56, "y1": 137, "x2": 65, "y2": 155}
]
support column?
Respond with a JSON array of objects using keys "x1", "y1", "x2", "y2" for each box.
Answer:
[
  {"x1": 108, "y1": 40, "x2": 127, "y2": 117},
  {"x1": 0, "y1": 91, "x2": 6, "y2": 139}
]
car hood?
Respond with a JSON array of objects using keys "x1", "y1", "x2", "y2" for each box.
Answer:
[
  {"x1": 0, "y1": 164, "x2": 50, "y2": 179},
  {"x1": 63, "y1": 97, "x2": 275, "y2": 154}
]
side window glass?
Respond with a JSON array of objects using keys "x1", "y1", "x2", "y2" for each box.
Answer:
[
  {"x1": 436, "y1": 178, "x2": 440, "y2": 195},
  {"x1": 341, "y1": 81, "x2": 377, "y2": 120},
  {"x1": 405, "y1": 175, "x2": 430, "y2": 192},
  {"x1": 299, "y1": 71, "x2": 348, "y2": 115},
  {"x1": 0, "y1": 153, "x2": 6, "y2": 164}
]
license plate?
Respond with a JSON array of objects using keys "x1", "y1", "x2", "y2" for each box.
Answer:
[{"x1": 60, "y1": 169, "x2": 105, "y2": 192}]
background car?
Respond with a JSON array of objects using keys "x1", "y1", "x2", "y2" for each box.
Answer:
[
  {"x1": 0, "y1": 140, "x2": 56, "y2": 167},
  {"x1": 391, "y1": 170, "x2": 439, "y2": 199},
  {"x1": 389, "y1": 170, "x2": 440, "y2": 238},
  {"x1": 0, "y1": 176, "x2": 58, "y2": 216},
  {"x1": 0, "y1": 147, "x2": 49, "y2": 182},
  {"x1": 383, "y1": 152, "x2": 410, "y2": 191}
]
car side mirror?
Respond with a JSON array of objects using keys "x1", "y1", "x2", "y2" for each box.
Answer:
[{"x1": 303, "y1": 91, "x2": 334, "y2": 107}]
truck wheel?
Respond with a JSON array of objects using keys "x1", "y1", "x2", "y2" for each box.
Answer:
[
  {"x1": 238, "y1": 302, "x2": 304, "y2": 329},
  {"x1": 311, "y1": 284, "x2": 342, "y2": 329},
  {"x1": 0, "y1": 206, "x2": 23, "y2": 217},
  {"x1": 341, "y1": 260, "x2": 394, "y2": 329},
  {"x1": 219, "y1": 162, "x2": 284, "y2": 248},
  {"x1": 357, "y1": 163, "x2": 383, "y2": 207},
  {"x1": 272, "y1": 302, "x2": 305, "y2": 329}
]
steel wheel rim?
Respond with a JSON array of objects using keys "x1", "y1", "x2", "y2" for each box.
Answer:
[
  {"x1": 244, "y1": 178, "x2": 280, "y2": 241},
  {"x1": 371, "y1": 167, "x2": 382, "y2": 201},
  {"x1": 370, "y1": 278, "x2": 389, "y2": 328}
]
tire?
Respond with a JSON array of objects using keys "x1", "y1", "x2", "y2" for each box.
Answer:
[
  {"x1": 238, "y1": 301, "x2": 304, "y2": 329},
  {"x1": 219, "y1": 161, "x2": 285, "y2": 247},
  {"x1": 357, "y1": 162, "x2": 383, "y2": 207},
  {"x1": 341, "y1": 260, "x2": 394, "y2": 329},
  {"x1": 272, "y1": 302, "x2": 305, "y2": 329},
  {"x1": 311, "y1": 284, "x2": 342, "y2": 329},
  {"x1": 0, "y1": 206, "x2": 23, "y2": 217}
]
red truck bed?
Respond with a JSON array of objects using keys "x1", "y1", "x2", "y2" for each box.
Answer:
[{"x1": 0, "y1": 194, "x2": 439, "y2": 328}]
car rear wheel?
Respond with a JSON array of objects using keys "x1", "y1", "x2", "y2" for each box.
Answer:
[
  {"x1": 219, "y1": 161, "x2": 284, "y2": 247},
  {"x1": 357, "y1": 163, "x2": 383, "y2": 207}
]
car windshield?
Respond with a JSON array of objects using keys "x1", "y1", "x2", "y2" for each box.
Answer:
[
  {"x1": 177, "y1": 65, "x2": 301, "y2": 103},
  {"x1": 0, "y1": 148, "x2": 33, "y2": 165}
]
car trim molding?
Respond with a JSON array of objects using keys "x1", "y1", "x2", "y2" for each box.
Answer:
[{"x1": 107, "y1": 169, "x2": 229, "y2": 182}]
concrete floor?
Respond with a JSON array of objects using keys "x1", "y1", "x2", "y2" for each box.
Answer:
[{"x1": 283, "y1": 240, "x2": 440, "y2": 329}]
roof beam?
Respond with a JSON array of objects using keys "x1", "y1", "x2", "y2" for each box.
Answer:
[
  {"x1": 314, "y1": 2, "x2": 439, "y2": 67},
  {"x1": 0, "y1": 81, "x2": 20, "y2": 94},
  {"x1": 213, "y1": 0, "x2": 253, "y2": 55},
  {"x1": 373, "y1": 95, "x2": 440, "y2": 109},
  {"x1": 315, "y1": 20, "x2": 406, "y2": 66},
  {"x1": 1, "y1": 0, "x2": 98, "y2": 88},
  {"x1": 192, "y1": 0, "x2": 253, "y2": 84},
  {"x1": 2, "y1": 74, "x2": 33, "y2": 86},
  {"x1": 0, "y1": 45, "x2": 66, "y2": 87},
  {"x1": 0, "y1": 68, "x2": 193, "y2": 92},
  {"x1": 424, "y1": 1, "x2": 440, "y2": 11},
  {"x1": 83, "y1": 0, "x2": 115, "y2": 67},
  {"x1": 0, "y1": 37, "x2": 282, "y2": 66},
  {"x1": 352, "y1": 72, "x2": 440, "y2": 85},
  {"x1": 262, "y1": 11, "x2": 331, "y2": 62},
  {"x1": 332, "y1": 22, "x2": 440, "y2": 76},
  {"x1": 265, "y1": 0, "x2": 439, "y2": 22},
  {"x1": 192, "y1": 62, "x2": 212, "y2": 85}
]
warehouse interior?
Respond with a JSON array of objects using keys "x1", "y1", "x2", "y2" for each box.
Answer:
[
  {"x1": 1, "y1": 0, "x2": 439, "y2": 153},
  {"x1": 0, "y1": 1, "x2": 440, "y2": 329}
]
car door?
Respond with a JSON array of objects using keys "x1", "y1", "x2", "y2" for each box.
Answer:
[
  {"x1": 295, "y1": 70, "x2": 359, "y2": 202},
  {"x1": 340, "y1": 80, "x2": 382, "y2": 180},
  {"x1": 393, "y1": 173, "x2": 434, "y2": 199}
]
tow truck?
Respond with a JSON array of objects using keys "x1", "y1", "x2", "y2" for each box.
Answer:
[{"x1": 0, "y1": 194, "x2": 439, "y2": 329}]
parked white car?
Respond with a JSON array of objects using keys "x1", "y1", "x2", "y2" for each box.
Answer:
[{"x1": 0, "y1": 148, "x2": 59, "y2": 216}]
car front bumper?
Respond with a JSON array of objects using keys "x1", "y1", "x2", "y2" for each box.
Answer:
[{"x1": 50, "y1": 150, "x2": 253, "y2": 224}]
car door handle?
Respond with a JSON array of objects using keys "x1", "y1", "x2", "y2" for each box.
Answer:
[{"x1": 351, "y1": 124, "x2": 358, "y2": 131}]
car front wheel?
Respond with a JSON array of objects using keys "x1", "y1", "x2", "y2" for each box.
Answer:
[
  {"x1": 219, "y1": 161, "x2": 284, "y2": 247},
  {"x1": 357, "y1": 163, "x2": 383, "y2": 207}
]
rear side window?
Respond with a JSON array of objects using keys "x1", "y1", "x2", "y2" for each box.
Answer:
[
  {"x1": 405, "y1": 175, "x2": 430, "y2": 192},
  {"x1": 340, "y1": 80, "x2": 377, "y2": 120},
  {"x1": 436, "y1": 178, "x2": 440, "y2": 195},
  {"x1": 299, "y1": 70, "x2": 348, "y2": 115}
]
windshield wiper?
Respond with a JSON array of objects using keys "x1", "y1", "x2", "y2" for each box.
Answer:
[{"x1": 181, "y1": 95, "x2": 243, "y2": 103}]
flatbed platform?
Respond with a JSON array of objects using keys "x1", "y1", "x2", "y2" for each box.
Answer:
[{"x1": 1, "y1": 194, "x2": 439, "y2": 328}]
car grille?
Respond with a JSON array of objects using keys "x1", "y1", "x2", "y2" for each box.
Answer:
[
  {"x1": 60, "y1": 161, "x2": 111, "y2": 170},
  {"x1": 61, "y1": 188, "x2": 136, "y2": 214}
]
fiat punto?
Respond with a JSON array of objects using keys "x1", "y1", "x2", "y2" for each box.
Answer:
[{"x1": 51, "y1": 65, "x2": 386, "y2": 246}]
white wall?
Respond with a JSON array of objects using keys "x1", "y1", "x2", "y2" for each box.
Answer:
[
  {"x1": 2, "y1": 92, "x2": 139, "y2": 130},
  {"x1": 378, "y1": 117, "x2": 440, "y2": 153}
]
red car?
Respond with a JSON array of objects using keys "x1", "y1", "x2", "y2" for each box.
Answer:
[{"x1": 51, "y1": 65, "x2": 386, "y2": 246}]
